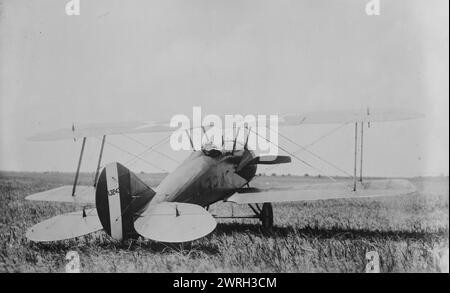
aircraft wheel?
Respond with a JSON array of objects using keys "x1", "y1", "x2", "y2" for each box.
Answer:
[{"x1": 260, "y1": 203, "x2": 273, "y2": 230}]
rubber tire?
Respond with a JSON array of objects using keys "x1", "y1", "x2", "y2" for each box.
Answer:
[{"x1": 260, "y1": 203, "x2": 273, "y2": 230}]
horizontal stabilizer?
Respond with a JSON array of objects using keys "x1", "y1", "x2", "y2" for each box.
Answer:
[
  {"x1": 25, "y1": 185, "x2": 96, "y2": 205},
  {"x1": 227, "y1": 179, "x2": 417, "y2": 204},
  {"x1": 26, "y1": 209, "x2": 102, "y2": 242},
  {"x1": 134, "y1": 202, "x2": 217, "y2": 243}
]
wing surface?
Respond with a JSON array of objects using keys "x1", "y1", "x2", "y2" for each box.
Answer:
[
  {"x1": 226, "y1": 179, "x2": 417, "y2": 204},
  {"x1": 25, "y1": 185, "x2": 96, "y2": 205},
  {"x1": 28, "y1": 108, "x2": 423, "y2": 141},
  {"x1": 279, "y1": 108, "x2": 423, "y2": 125}
]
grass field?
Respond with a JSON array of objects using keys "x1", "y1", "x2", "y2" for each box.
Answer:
[{"x1": 0, "y1": 171, "x2": 448, "y2": 273}]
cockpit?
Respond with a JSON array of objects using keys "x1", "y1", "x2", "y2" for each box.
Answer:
[
  {"x1": 201, "y1": 142, "x2": 223, "y2": 157},
  {"x1": 201, "y1": 140, "x2": 245, "y2": 158}
]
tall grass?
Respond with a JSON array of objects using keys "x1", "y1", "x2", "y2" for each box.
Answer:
[{"x1": 0, "y1": 172, "x2": 448, "y2": 272}]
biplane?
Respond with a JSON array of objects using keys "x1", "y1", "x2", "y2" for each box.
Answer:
[{"x1": 25, "y1": 108, "x2": 422, "y2": 243}]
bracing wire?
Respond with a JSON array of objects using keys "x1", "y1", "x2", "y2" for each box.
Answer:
[
  {"x1": 73, "y1": 135, "x2": 172, "y2": 217},
  {"x1": 122, "y1": 134, "x2": 180, "y2": 164},
  {"x1": 97, "y1": 137, "x2": 168, "y2": 173},
  {"x1": 303, "y1": 123, "x2": 348, "y2": 150},
  {"x1": 123, "y1": 133, "x2": 173, "y2": 168},
  {"x1": 264, "y1": 123, "x2": 348, "y2": 174},
  {"x1": 272, "y1": 127, "x2": 353, "y2": 177},
  {"x1": 248, "y1": 128, "x2": 338, "y2": 182}
]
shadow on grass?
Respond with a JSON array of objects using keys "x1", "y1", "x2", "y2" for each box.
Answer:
[
  {"x1": 29, "y1": 223, "x2": 446, "y2": 254},
  {"x1": 30, "y1": 233, "x2": 221, "y2": 256},
  {"x1": 214, "y1": 222, "x2": 447, "y2": 242}
]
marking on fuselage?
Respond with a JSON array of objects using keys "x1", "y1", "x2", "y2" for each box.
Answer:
[{"x1": 105, "y1": 163, "x2": 123, "y2": 240}]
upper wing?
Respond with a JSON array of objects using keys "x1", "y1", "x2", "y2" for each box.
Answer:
[
  {"x1": 226, "y1": 179, "x2": 417, "y2": 204},
  {"x1": 28, "y1": 108, "x2": 423, "y2": 141},
  {"x1": 28, "y1": 121, "x2": 173, "y2": 141},
  {"x1": 279, "y1": 108, "x2": 424, "y2": 125},
  {"x1": 25, "y1": 185, "x2": 96, "y2": 205}
]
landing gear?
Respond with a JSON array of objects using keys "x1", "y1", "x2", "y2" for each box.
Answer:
[
  {"x1": 214, "y1": 202, "x2": 274, "y2": 230},
  {"x1": 248, "y1": 203, "x2": 273, "y2": 230},
  {"x1": 260, "y1": 203, "x2": 273, "y2": 230}
]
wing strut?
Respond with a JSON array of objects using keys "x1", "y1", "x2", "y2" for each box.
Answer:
[
  {"x1": 72, "y1": 137, "x2": 87, "y2": 196},
  {"x1": 232, "y1": 127, "x2": 241, "y2": 155},
  {"x1": 93, "y1": 135, "x2": 106, "y2": 187},
  {"x1": 360, "y1": 122, "x2": 364, "y2": 183},
  {"x1": 201, "y1": 126, "x2": 210, "y2": 143},
  {"x1": 353, "y1": 123, "x2": 358, "y2": 191},
  {"x1": 353, "y1": 122, "x2": 366, "y2": 189},
  {"x1": 185, "y1": 129, "x2": 195, "y2": 150}
]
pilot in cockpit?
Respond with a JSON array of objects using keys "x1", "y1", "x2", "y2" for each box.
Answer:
[{"x1": 201, "y1": 141, "x2": 223, "y2": 157}]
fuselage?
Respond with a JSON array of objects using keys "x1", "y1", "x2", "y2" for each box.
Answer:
[
  {"x1": 94, "y1": 146, "x2": 257, "y2": 241},
  {"x1": 150, "y1": 149, "x2": 257, "y2": 207}
]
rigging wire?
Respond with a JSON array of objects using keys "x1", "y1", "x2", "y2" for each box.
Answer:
[
  {"x1": 97, "y1": 137, "x2": 168, "y2": 172},
  {"x1": 124, "y1": 133, "x2": 173, "y2": 167},
  {"x1": 264, "y1": 123, "x2": 348, "y2": 174},
  {"x1": 271, "y1": 126, "x2": 353, "y2": 177},
  {"x1": 122, "y1": 134, "x2": 180, "y2": 164},
  {"x1": 304, "y1": 123, "x2": 348, "y2": 149},
  {"x1": 75, "y1": 135, "x2": 172, "y2": 217},
  {"x1": 248, "y1": 128, "x2": 338, "y2": 182}
]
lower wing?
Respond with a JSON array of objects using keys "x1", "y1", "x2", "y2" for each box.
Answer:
[
  {"x1": 25, "y1": 185, "x2": 96, "y2": 205},
  {"x1": 226, "y1": 179, "x2": 417, "y2": 204}
]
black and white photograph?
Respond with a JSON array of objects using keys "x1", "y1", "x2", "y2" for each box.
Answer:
[{"x1": 0, "y1": 0, "x2": 448, "y2": 276}]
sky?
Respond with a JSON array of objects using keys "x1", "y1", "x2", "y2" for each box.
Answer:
[{"x1": 0, "y1": 0, "x2": 448, "y2": 177}]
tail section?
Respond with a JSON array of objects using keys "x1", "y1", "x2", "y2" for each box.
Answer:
[
  {"x1": 134, "y1": 202, "x2": 217, "y2": 243},
  {"x1": 26, "y1": 208, "x2": 102, "y2": 242},
  {"x1": 95, "y1": 162, "x2": 155, "y2": 240}
]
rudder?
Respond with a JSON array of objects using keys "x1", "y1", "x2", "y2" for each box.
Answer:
[{"x1": 95, "y1": 162, "x2": 155, "y2": 240}]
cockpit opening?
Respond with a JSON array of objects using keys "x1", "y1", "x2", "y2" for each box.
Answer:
[{"x1": 201, "y1": 140, "x2": 246, "y2": 157}]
